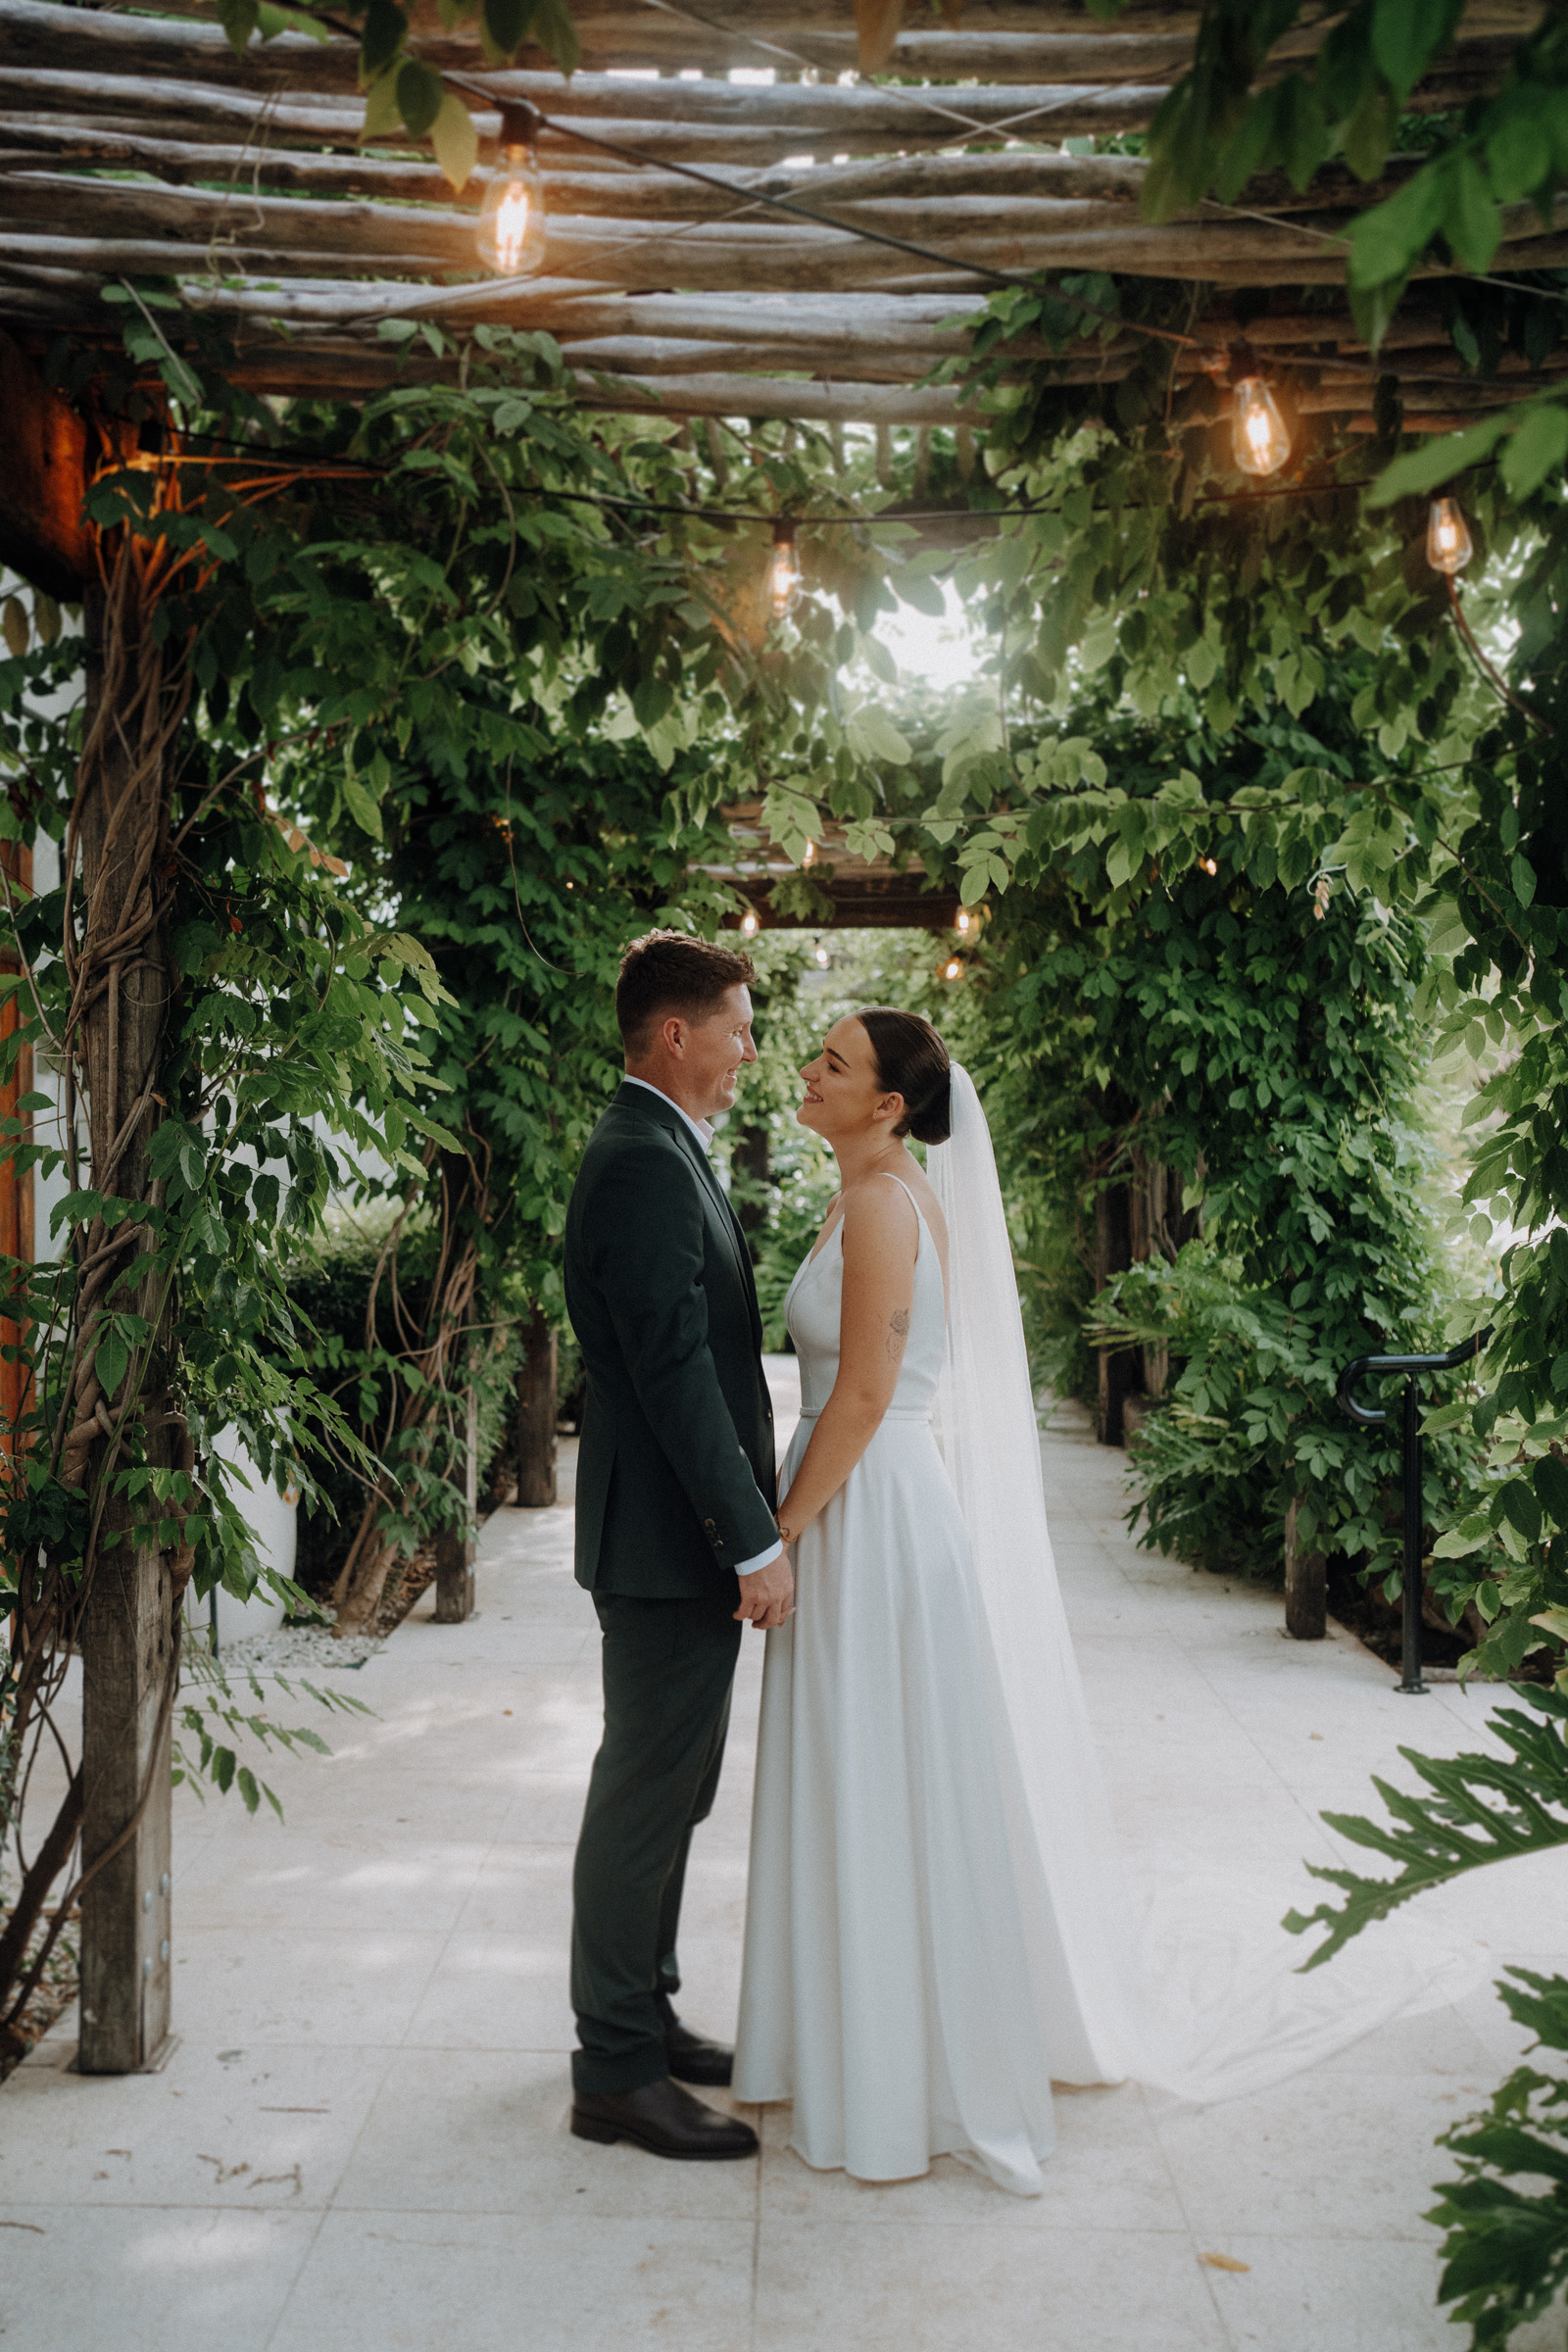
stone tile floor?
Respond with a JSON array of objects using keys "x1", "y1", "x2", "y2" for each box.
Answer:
[{"x1": 5, "y1": 1370, "x2": 1568, "y2": 2350}]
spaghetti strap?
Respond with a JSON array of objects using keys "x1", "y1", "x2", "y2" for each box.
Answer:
[{"x1": 879, "y1": 1170, "x2": 925, "y2": 1252}]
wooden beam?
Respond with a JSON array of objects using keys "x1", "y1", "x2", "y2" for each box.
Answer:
[{"x1": 0, "y1": 329, "x2": 89, "y2": 597}]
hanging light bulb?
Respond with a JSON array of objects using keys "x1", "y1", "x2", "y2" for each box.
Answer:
[
  {"x1": 801, "y1": 838, "x2": 815, "y2": 866},
  {"x1": 739, "y1": 908, "x2": 760, "y2": 938},
  {"x1": 1426, "y1": 496, "x2": 1474, "y2": 576},
  {"x1": 941, "y1": 956, "x2": 963, "y2": 982},
  {"x1": 477, "y1": 103, "x2": 548, "y2": 276},
  {"x1": 1198, "y1": 855, "x2": 1218, "y2": 876},
  {"x1": 814, "y1": 944, "x2": 830, "y2": 967},
  {"x1": 955, "y1": 908, "x2": 973, "y2": 935},
  {"x1": 768, "y1": 516, "x2": 802, "y2": 619},
  {"x1": 1231, "y1": 375, "x2": 1291, "y2": 476}
]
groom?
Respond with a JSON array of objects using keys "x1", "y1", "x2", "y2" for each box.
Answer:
[{"x1": 563, "y1": 930, "x2": 793, "y2": 2160}]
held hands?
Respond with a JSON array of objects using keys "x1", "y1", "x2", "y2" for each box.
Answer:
[{"x1": 734, "y1": 1546, "x2": 794, "y2": 1631}]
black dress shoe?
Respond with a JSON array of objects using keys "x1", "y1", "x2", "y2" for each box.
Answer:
[
  {"x1": 662, "y1": 2011, "x2": 734, "y2": 2087},
  {"x1": 571, "y1": 2077, "x2": 758, "y2": 2161}
]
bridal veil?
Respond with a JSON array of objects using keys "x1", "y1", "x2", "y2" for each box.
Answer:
[{"x1": 927, "y1": 1063, "x2": 1481, "y2": 2103}]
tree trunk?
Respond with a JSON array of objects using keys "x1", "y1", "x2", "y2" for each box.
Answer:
[
  {"x1": 74, "y1": 559, "x2": 183, "y2": 2073},
  {"x1": 433, "y1": 1387, "x2": 477, "y2": 1623},
  {"x1": 1284, "y1": 1495, "x2": 1327, "y2": 1642},
  {"x1": 514, "y1": 1307, "x2": 558, "y2": 1509}
]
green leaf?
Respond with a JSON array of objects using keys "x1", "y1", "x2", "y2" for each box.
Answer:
[
  {"x1": 362, "y1": 67, "x2": 403, "y2": 141},
  {"x1": 360, "y1": 0, "x2": 407, "y2": 77},
  {"x1": 1284, "y1": 1689, "x2": 1568, "y2": 1969},
  {"x1": 1367, "y1": 410, "x2": 1512, "y2": 503},
  {"x1": 1512, "y1": 851, "x2": 1539, "y2": 908},
  {"x1": 1, "y1": 598, "x2": 26, "y2": 660},
  {"x1": 1348, "y1": 162, "x2": 1448, "y2": 290},
  {"x1": 218, "y1": 0, "x2": 260, "y2": 54},
  {"x1": 430, "y1": 91, "x2": 478, "y2": 191},
  {"x1": 396, "y1": 57, "x2": 445, "y2": 139},
  {"x1": 528, "y1": 0, "x2": 579, "y2": 74},
  {"x1": 342, "y1": 771, "x2": 385, "y2": 842},
  {"x1": 849, "y1": 707, "x2": 913, "y2": 764},
  {"x1": 1371, "y1": 0, "x2": 1460, "y2": 98},
  {"x1": 1501, "y1": 403, "x2": 1568, "y2": 500},
  {"x1": 1538, "y1": 1454, "x2": 1568, "y2": 1531},
  {"x1": 1446, "y1": 154, "x2": 1502, "y2": 275},
  {"x1": 95, "y1": 1326, "x2": 128, "y2": 1400},
  {"x1": 481, "y1": 0, "x2": 535, "y2": 57},
  {"x1": 1500, "y1": 1477, "x2": 1544, "y2": 1544}
]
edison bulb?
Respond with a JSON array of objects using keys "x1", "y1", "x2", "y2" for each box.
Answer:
[
  {"x1": 740, "y1": 908, "x2": 760, "y2": 938},
  {"x1": 942, "y1": 956, "x2": 962, "y2": 981},
  {"x1": 955, "y1": 908, "x2": 973, "y2": 935},
  {"x1": 768, "y1": 520, "x2": 801, "y2": 618},
  {"x1": 1231, "y1": 376, "x2": 1290, "y2": 476},
  {"x1": 1426, "y1": 497, "x2": 1473, "y2": 576},
  {"x1": 477, "y1": 143, "x2": 548, "y2": 275}
]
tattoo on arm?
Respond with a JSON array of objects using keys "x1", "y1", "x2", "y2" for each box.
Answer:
[{"x1": 886, "y1": 1306, "x2": 910, "y2": 1363}]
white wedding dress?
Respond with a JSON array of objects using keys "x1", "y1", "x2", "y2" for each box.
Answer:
[{"x1": 733, "y1": 1067, "x2": 1480, "y2": 2196}]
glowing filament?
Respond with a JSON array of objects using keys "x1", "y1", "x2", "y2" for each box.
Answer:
[
  {"x1": 1426, "y1": 497, "x2": 1473, "y2": 576},
  {"x1": 1231, "y1": 376, "x2": 1290, "y2": 477},
  {"x1": 477, "y1": 141, "x2": 547, "y2": 276},
  {"x1": 769, "y1": 518, "x2": 802, "y2": 618}
]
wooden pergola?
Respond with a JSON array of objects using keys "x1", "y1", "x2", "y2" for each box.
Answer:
[
  {"x1": 0, "y1": 0, "x2": 1562, "y2": 434},
  {"x1": 0, "y1": 0, "x2": 1558, "y2": 2080}
]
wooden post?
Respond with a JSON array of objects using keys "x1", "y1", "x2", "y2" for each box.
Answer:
[
  {"x1": 514, "y1": 1307, "x2": 558, "y2": 1508},
  {"x1": 0, "y1": 828, "x2": 33, "y2": 1451},
  {"x1": 1094, "y1": 1174, "x2": 1134, "y2": 1446},
  {"x1": 730, "y1": 1120, "x2": 768, "y2": 1248},
  {"x1": 434, "y1": 1387, "x2": 477, "y2": 1621},
  {"x1": 76, "y1": 567, "x2": 180, "y2": 2075},
  {"x1": 1284, "y1": 1495, "x2": 1327, "y2": 1641}
]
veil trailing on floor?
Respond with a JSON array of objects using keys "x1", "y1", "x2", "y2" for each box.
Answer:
[{"x1": 927, "y1": 1063, "x2": 1481, "y2": 2103}]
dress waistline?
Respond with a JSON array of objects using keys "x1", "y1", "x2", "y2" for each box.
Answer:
[{"x1": 796, "y1": 1402, "x2": 932, "y2": 1424}]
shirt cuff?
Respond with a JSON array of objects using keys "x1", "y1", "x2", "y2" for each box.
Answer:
[{"x1": 734, "y1": 1537, "x2": 784, "y2": 1577}]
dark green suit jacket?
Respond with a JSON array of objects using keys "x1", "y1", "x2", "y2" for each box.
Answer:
[{"x1": 564, "y1": 1082, "x2": 778, "y2": 1599}]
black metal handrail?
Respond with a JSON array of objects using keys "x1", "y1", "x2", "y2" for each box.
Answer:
[{"x1": 1337, "y1": 1329, "x2": 1493, "y2": 1694}]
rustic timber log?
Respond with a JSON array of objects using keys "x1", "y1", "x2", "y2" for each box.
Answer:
[
  {"x1": 74, "y1": 544, "x2": 189, "y2": 2075},
  {"x1": 514, "y1": 1309, "x2": 559, "y2": 1510}
]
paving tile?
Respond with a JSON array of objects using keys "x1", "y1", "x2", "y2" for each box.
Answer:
[
  {"x1": 398, "y1": 1932, "x2": 575, "y2": 2053},
  {"x1": 161, "y1": 1927, "x2": 446, "y2": 2047},
  {"x1": 1194, "y1": 2232, "x2": 1464, "y2": 2352},
  {"x1": 753, "y1": 2216, "x2": 1228, "y2": 2351},
  {"x1": 268, "y1": 2212, "x2": 755, "y2": 2352},
  {"x1": 1151, "y1": 2070, "x2": 1477, "y2": 2243},
  {"x1": 0, "y1": 2040, "x2": 395, "y2": 2212},
  {"x1": 0, "y1": 2204, "x2": 318, "y2": 2352}
]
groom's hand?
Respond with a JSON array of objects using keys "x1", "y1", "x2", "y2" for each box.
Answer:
[{"x1": 735, "y1": 1552, "x2": 794, "y2": 1631}]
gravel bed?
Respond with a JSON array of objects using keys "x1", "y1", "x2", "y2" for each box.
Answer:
[{"x1": 212, "y1": 1624, "x2": 385, "y2": 1676}]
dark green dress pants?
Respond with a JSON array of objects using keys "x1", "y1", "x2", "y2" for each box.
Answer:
[{"x1": 570, "y1": 1592, "x2": 744, "y2": 2095}]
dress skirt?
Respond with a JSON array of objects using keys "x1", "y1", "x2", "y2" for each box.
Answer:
[{"x1": 732, "y1": 1406, "x2": 1057, "y2": 2196}]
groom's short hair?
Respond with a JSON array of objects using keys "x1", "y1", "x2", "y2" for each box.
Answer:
[{"x1": 616, "y1": 930, "x2": 756, "y2": 1054}]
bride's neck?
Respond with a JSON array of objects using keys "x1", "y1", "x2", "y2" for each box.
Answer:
[{"x1": 832, "y1": 1130, "x2": 909, "y2": 1190}]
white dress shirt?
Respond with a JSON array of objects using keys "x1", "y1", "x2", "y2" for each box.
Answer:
[{"x1": 620, "y1": 1074, "x2": 783, "y2": 1579}]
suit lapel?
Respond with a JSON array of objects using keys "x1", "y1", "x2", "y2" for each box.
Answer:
[{"x1": 611, "y1": 1085, "x2": 763, "y2": 1346}]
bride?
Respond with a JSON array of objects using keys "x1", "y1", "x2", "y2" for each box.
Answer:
[{"x1": 732, "y1": 1005, "x2": 1474, "y2": 2195}]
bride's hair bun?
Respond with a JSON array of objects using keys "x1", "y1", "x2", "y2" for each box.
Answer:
[{"x1": 855, "y1": 1007, "x2": 952, "y2": 1146}]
